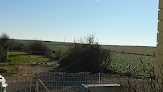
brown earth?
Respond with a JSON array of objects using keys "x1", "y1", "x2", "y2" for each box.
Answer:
[
  {"x1": 16, "y1": 65, "x2": 53, "y2": 75},
  {"x1": 5, "y1": 65, "x2": 54, "y2": 83}
]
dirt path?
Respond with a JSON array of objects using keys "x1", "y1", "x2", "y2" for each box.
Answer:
[
  {"x1": 16, "y1": 65, "x2": 54, "y2": 75},
  {"x1": 5, "y1": 65, "x2": 54, "y2": 83}
]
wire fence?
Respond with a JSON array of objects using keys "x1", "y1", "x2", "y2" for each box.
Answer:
[
  {"x1": 3, "y1": 72, "x2": 152, "y2": 92},
  {"x1": 3, "y1": 72, "x2": 119, "y2": 92}
]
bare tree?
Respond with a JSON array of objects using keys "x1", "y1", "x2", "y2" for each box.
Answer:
[{"x1": 0, "y1": 33, "x2": 10, "y2": 46}]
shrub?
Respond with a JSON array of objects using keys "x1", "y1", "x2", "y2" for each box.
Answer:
[
  {"x1": 24, "y1": 41, "x2": 49, "y2": 55},
  {"x1": 0, "y1": 33, "x2": 9, "y2": 46},
  {"x1": 59, "y1": 35, "x2": 111, "y2": 73},
  {"x1": 0, "y1": 46, "x2": 4, "y2": 62},
  {"x1": 48, "y1": 50, "x2": 64, "y2": 60},
  {"x1": 4, "y1": 39, "x2": 23, "y2": 51}
]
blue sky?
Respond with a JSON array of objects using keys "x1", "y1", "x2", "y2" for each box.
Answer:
[{"x1": 0, "y1": 0, "x2": 159, "y2": 46}]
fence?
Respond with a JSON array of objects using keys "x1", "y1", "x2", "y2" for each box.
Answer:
[
  {"x1": 3, "y1": 72, "x2": 121, "y2": 92},
  {"x1": 3, "y1": 72, "x2": 152, "y2": 92}
]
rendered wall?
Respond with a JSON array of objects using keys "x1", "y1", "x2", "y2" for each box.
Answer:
[{"x1": 155, "y1": 0, "x2": 163, "y2": 90}]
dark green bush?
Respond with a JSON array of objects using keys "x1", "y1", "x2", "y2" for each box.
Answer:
[
  {"x1": 24, "y1": 41, "x2": 49, "y2": 55},
  {"x1": 59, "y1": 35, "x2": 111, "y2": 73},
  {"x1": 0, "y1": 33, "x2": 9, "y2": 46},
  {"x1": 45, "y1": 50, "x2": 64, "y2": 61},
  {"x1": 51, "y1": 50, "x2": 63, "y2": 60},
  {"x1": 5, "y1": 39, "x2": 23, "y2": 51},
  {"x1": 0, "y1": 46, "x2": 4, "y2": 62}
]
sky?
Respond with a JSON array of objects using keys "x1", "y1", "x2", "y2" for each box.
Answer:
[{"x1": 0, "y1": 0, "x2": 159, "y2": 46}]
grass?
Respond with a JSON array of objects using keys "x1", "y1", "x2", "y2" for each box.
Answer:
[
  {"x1": 102, "y1": 45, "x2": 156, "y2": 56},
  {"x1": 46, "y1": 44, "x2": 70, "y2": 52},
  {"x1": 7, "y1": 52, "x2": 49, "y2": 64},
  {"x1": 3, "y1": 51, "x2": 155, "y2": 76},
  {"x1": 109, "y1": 52, "x2": 155, "y2": 75},
  {"x1": 0, "y1": 51, "x2": 50, "y2": 74},
  {"x1": 0, "y1": 64, "x2": 17, "y2": 74},
  {"x1": 16, "y1": 39, "x2": 70, "y2": 52}
]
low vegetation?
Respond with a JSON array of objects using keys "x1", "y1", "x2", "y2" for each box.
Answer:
[
  {"x1": 109, "y1": 52, "x2": 155, "y2": 75},
  {"x1": 102, "y1": 45, "x2": 156, "y2": 56},
  {"x1": 0, "y1": 51, "x2": 50, "y2": 74},
  {"x1": 5, "y1": 39, "x2": 23, "y2": 51},
  {"x1": 0, "y1": 46, "x2": 4, "y2": 62},
  {"x1": 59, "y1": 35, "x2": 112, "y2": 73},
  {"x1": 0, "y1": 64, "x2": 17, "y2": 74},
  {"x1": 7, "y1": 52, "x2": 49, "y2": 64},
  {"x1": 24, "y1": 40, "x2": 49, "y2": 55},
  {"x1": 0, "y1": 33, "x2": 161, "y2": 91},
  {"x1": 0, "y1": 33, "x2": 9, "y2": 47}
]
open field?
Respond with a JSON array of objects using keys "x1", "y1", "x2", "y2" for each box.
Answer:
[
  {"x1": 15, "y1": 39, "x2": 156, "y2": 56},
  {"x1": 15, "y1": 39, "x2": 71, "y2": 51},
  {"x1": 4, "y1": 51, "x2": 155, "y2": 76},
  {"x1": 4, "y1": 40, "x2": 156, "y2": 75},
  {"x1": 109, "y1": 52, "x2": 155, "y2": 75},
  {"x1": 102, "y1": 45, "x2": 156, "y2": 56},
  {"x1": 45, "y1": 43, "x2": 70, "y2": 51},
  {"x1": 0, "y1": 51, "x2": 155, "y2": 91}
]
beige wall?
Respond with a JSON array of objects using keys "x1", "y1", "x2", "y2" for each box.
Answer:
[{"x1": 155, "y1": 0, "x2": 163, "y2": 91}]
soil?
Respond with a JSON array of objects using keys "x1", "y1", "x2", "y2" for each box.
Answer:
[
  {"x1": 16, "y1": 65, "x2": 54, "y2": 75},
  {"x1": 4, "y1": 65, "x2": 54, "y2": 84}
]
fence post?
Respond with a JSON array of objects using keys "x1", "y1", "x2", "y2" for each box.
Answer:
[
  {"x1": 98, "y1": 72, "x2": 100, "y2": 84},
  {"x1": 38, "y1": 79, "x2": 50, "y2": 92},
  {"x1": 35, "y1": 74, "x2": 39, "y2": 92}
]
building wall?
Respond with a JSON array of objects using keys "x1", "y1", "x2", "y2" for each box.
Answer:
[{"x1": 155, "y1": 0, "x2": 163, "y2": 91}]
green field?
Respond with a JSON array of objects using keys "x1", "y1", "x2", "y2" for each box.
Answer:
[
  {"x1": 7, "y1": 52, "x2": 49, "y2": 64},
  {"x1": 102, "y1": 45, "x2": 156, "y2": 56},
  {"x1": 0, "y1": 51, "x2": 50, "y2": 74},
  {"x1": 6, "y1": 39, "x2": 156, "y2": 75},
  {"x1": 15, "y1": 39, "x2": 156, "y2": 56},
  {"x1": 0, "y1": 51, "x2": 155, "y2": 75},
  {"x1": 15, "y1": 39, "x2": 71, "y2": 51},
  {"x1": 45, "y1": 43, "x2": 70, "y2": 51},
  {"x1": 109, "y1": 52, "x2": 155, "y2": 75}
]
